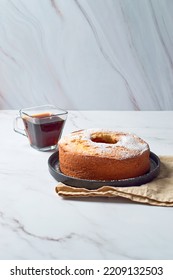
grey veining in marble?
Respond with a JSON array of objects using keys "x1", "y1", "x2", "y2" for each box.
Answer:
[{"x1": 0, "y1": 0, "x2": 173, "y2": 110}]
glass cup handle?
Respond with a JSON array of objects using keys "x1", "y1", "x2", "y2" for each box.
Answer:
[{"x1": 13, "y1": 116, "x2": 27, "y2": 137}]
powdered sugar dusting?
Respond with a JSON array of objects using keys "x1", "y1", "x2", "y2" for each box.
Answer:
[
  {"x1": 116, "y1": 134, "x2": 148, "y2": 151},
  {"x1": 83, "y1": 128, "x2": 148, "y2": 151},
  {"x1": 59, "y1": 128, "x2": 149, "y2": 159}
]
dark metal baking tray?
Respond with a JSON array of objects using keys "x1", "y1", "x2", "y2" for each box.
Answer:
[{"x1": 48, "y1": 151, "x2": 160, "y2": 189}]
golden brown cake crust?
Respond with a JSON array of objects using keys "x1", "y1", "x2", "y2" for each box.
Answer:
[{"x1": 58, "y1": 129, "x2": 150, "y2": 180}]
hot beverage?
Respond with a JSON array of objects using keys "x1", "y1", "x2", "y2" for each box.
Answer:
[
  {"x1": 23, "y1": 113, "x2": 65, "y2": 149},
  {"x1": 14, "y1": 105, "x2": 68, "y2": 151}
]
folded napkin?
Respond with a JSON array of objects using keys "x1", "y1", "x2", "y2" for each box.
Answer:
[{"x1": 55, "y1": 156, "x2": 173, "y2": 207}]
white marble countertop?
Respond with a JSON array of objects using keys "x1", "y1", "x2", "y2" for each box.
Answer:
[{"x1": 0, "y1": 110, "x2": 173, "y2": 260}]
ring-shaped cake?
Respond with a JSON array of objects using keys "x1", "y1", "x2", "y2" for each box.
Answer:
[{"x1": 58, "y1": 129, "x2": 150, "y2": 180}]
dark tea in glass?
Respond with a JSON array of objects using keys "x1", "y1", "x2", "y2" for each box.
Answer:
[
  {"x1": 23, "y1": 113, "x2": 65, "y2": 149},
  {"x1": 14, "y1": 105, "x2": 68, "y2": 151}
]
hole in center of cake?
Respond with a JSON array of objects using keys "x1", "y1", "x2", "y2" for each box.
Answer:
[{"x1": 91, "y1": 133, "x2": 118, "y2": 144}]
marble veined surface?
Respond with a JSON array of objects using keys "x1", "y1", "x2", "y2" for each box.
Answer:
[
  {"x1": 0, "y1": 0, "x2": 173, "y2": 110},
  {"x1": 0, "y1": 110, "x2": 173, "y2": 260}
]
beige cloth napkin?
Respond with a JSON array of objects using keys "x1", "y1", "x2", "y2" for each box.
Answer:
[{"x1": 55, "y1": 156, "x2": 173, "y2": 207}]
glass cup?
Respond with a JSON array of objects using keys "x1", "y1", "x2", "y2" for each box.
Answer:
[{"x1": 14, "y1": 105, "x2": 68, "y2": 151}]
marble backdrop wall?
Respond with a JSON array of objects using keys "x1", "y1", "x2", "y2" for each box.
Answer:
[{"x1": 0, "y1": 0, "x2": 173, "y2": 110}]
